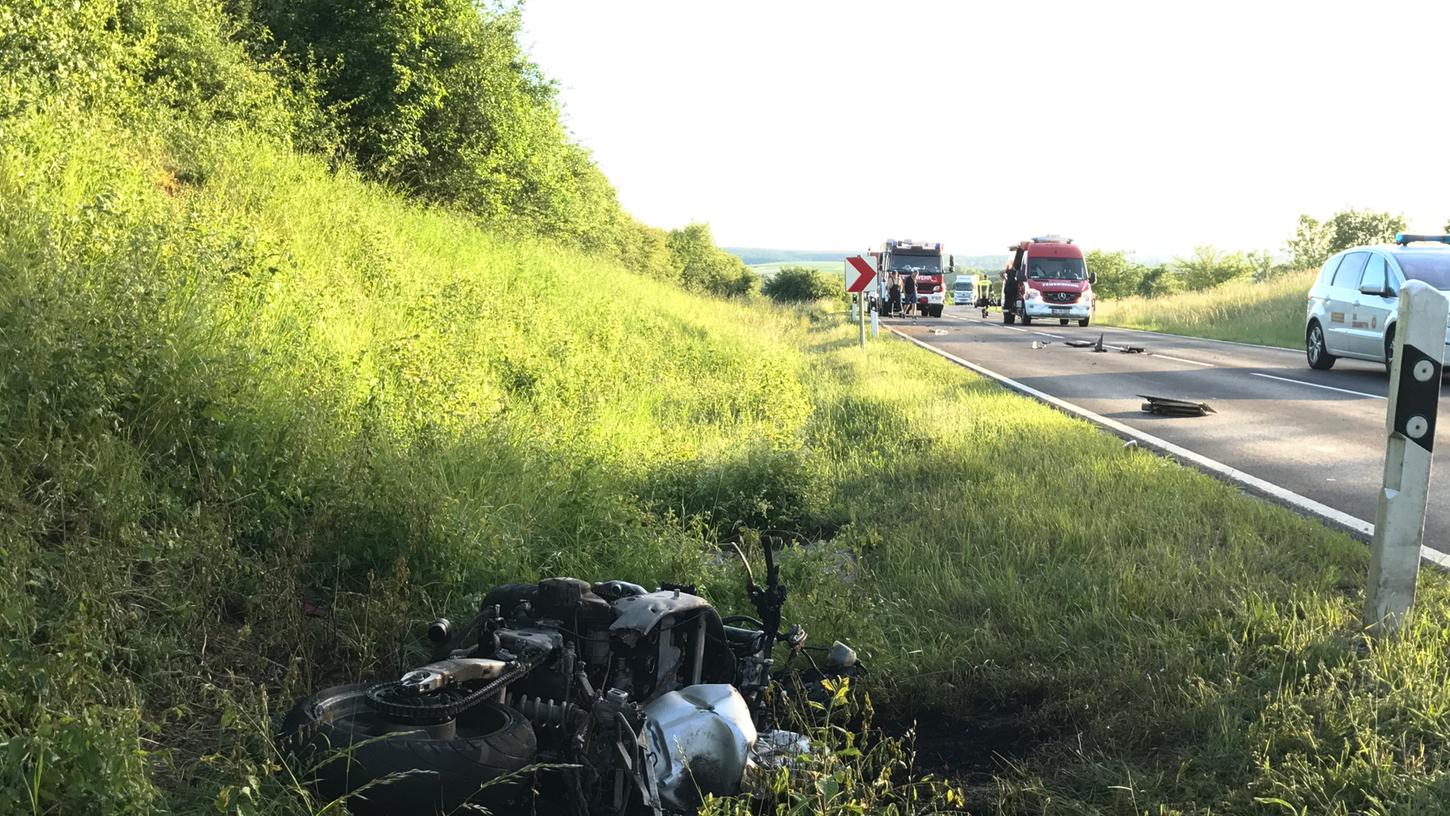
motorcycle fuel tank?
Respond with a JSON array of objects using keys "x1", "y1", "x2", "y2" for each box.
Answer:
[{"x1": 643, "y1": 684, "x2": 757, "y2": 810}]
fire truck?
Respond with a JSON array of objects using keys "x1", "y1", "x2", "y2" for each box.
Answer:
[
  {"x1": 871, "y1": 239, "x2": 952, "y2": 318},
  {"x1": 999, "y1": 236, "x2": 1097, "y2": 326}
]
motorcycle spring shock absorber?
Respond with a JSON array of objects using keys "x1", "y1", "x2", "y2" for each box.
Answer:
[{"x1": 507, "y1": 693, "x2": 578, "y2": 730}]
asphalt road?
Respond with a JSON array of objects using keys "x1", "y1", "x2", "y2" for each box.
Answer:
[{"x1": 888, "y1": 306, "x2": 1450, "y2": 559}]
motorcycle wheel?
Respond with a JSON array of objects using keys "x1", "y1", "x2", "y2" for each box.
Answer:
[{"x1": 282, "y1": 683, "x2": 537, "y2": 815}]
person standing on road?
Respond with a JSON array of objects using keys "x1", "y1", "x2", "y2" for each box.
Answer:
[
  {"x1": 888, "y1": 272, "x2": 902, "y2": 316},
  {"x1": 902, "y1": 272, "x2": 917, "y2": 317}
]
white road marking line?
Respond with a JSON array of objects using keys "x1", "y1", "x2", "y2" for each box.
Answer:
[
  {"x1": 888, "y1": 327, "x2": 1450, "y2": 567},
  {"x1": 1148, "y1": 353, "x2": 1216, "y2": 368},
  {"x1": 1034, "y1": 331, "x2": 1065, "y2": 339},
  {"x1": 1251, "y1": 372, "x2": 1386, "y2": 400}
]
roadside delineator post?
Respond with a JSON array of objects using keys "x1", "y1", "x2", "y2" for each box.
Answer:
[{"x1": 1366, "y1": 279, "x2": 1448, "y2": 637}]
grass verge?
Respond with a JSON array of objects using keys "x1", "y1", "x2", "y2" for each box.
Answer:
[
  {"x1": 4, "y1": 111, "x2": 1450, "y2": 815},
  {"x1": 1095, "y1": 270, "x2": 1317, "y2": 349}
]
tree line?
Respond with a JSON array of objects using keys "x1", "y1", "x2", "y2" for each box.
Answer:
[{"x1": 1089, "y1": 208, "x2": 1419, "y2": 300}]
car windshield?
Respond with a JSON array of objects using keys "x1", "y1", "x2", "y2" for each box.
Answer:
[
  {"x1": 888, "y1": 254, "x2": 940, "y2": 274},
  {"x1": 1395, "y1": 252, "x2": 1450, "y2": 291},
  {"x1": 1025, "y1": 257, "x2": 1087, "y2": 280}
]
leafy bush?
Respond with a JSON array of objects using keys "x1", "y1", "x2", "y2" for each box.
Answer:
[
  {"x1": 763, "y1": 266, "x2": 838, "y2": 303},
  {"x1": 1288, "y1": 208, "x2": 1407, "y2": 268},
  {"x1": 668, "y1": 222, "x2": 758, "y2": 297},
  {"x1": 1172, "y1": 245, "x2": 1262, "y2": 289}
]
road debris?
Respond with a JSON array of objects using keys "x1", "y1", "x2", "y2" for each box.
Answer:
[
  {"x1": 1093, "y1": 333, "x2": 1107, "y2": 352},
  {"x1": 929, "y1": 328, "x2": 948, "y2": 335},
  {"x1": 1065, "y1": 339, "x2": 1095, "y2": 348},
  {"x1": 1123, "y1": 440, "x2": 1139, "y2": 449},
  {"x1": 1139, "y1": 394, "x2": 1216, "y2": 416},
  {"x1": 1120, "y1": 345, "x2": 1145, "y2": 354},
  {"x1": 1031, "y1": 340, "x2": 1050, "y2": 349}
]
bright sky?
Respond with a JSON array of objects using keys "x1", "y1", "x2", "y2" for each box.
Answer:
[{"x1": 521, "y1": 1, "x2": 1450, "y2": 258}]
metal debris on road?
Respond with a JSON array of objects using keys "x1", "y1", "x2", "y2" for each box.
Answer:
[
  {"x1": 1031, "y1": 340, "x2": 1050, "y2": 349},
  {"x1": 1093, "y1": 333, "x2": 1107, "y2": 352},
  {"x1": 929, "y1": 328, "x2": 948, "y2": 335},
  {"x1": 1139, "y1": 394, "x2": 1216, "y2": 416},
  {"x1": 1065, "y1": 339, "x2": 1095, "y2": 348},
  {"x1": 1120, "y1": 345, "x2": 1146, "y2": 354}
]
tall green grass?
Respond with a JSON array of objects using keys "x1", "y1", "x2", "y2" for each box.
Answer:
[
  {"x1": 1096, "y1": 270, "x2": 1318, "y2": 348},
  {"x1": 6, "y1": 110, "x2": 1450, "y2": 815}
]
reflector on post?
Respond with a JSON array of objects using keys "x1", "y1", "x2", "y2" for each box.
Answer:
[{"x1": 1366, "y1": 279, "x2": 1449, "y2": 636}]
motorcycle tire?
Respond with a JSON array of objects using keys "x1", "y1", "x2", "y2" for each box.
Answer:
[{"x1": 282, "y1": 683, "x2": 537, "y2": 815}]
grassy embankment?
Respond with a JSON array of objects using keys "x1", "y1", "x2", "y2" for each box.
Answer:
[
  {"x1": 1095, "y1": 269, "x2": 1318, "y2": 349},
  {"x1": 8, "y1": 113, "x2": 1450, "y2": 816}
]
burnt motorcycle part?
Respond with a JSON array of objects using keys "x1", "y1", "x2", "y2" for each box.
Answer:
[
  {"x1": 283, "y1": 562, "x2": 852, "y2": 816},
  {"x1": 282, "y1": 683, "x2": 537, "y2": 816},
  {"x1": 1139, "y1": 394, "x2": 1216, "y2": 416},
  {"x1": 398, "y1": 657, "x2": 510, "y2": 695},
  {"x1": 827, "y1": 640, "x2": 858, "y2": 670},
  {"x1": 427, "y1": 617, "x2": 453, "y2": 646},
  {"x1": 367, "y1": 655, "x2": 536, "y2": 725},
  {"x1": 644, "y1": 684, "x2": 757, "y2": 812}
]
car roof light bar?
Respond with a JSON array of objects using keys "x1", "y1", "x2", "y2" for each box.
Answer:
[{"x1": 1395, "y1": 233, "x2": 1450, "y2": 246}]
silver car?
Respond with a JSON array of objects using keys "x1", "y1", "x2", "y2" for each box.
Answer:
[{"x1": 1305, "y1": 235, "x2": 1450, "y2": 372}]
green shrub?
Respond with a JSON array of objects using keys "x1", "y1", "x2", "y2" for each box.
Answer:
[
  {"x1": 668, "y1": 222, "x2": 759, "y2": 297},
  {"x1": 763, "y1": 266, "x2": 838, "y2": 303}
]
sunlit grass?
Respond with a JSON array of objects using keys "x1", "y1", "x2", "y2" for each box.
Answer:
[
  {"x1": 5, "y1": 110, "x2": 1450, "y2": 815},
  {"x1": 1096, "y1": 270, "x2": 1318, "y2": 349}
]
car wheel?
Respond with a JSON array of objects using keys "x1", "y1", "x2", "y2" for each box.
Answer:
[
  {"x1": 1059, "y1": 318, "x2": 1069, "y2": 325},
  {"x1": 1020, "y1": 305, "x2": 1033, "y2": 326},
  {"x1": 1078, "y1": 318, "x2": 1090, "y2": 327},
  {"x1": 1384, "y1": 326, "x2": 1396, "y2": 375},
  {"x1": 1306, "y1": 322, "x2": 1335, "y2": 370}
]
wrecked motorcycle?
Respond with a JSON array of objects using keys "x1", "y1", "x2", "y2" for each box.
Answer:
[{"x1": 282, "y1": 542, "x2": 860, "y2": 814}]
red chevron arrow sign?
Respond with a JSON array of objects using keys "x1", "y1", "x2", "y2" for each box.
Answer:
[{"x1": 844, "y1": 255, "x2": 876, "y2": 293}]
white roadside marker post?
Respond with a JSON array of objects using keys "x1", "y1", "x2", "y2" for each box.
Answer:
[{"x1": 1366, "y1": 279, "x2": 1448, "y2": 636}]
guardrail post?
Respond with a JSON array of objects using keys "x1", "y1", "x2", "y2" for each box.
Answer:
[{"x1": 1366, "y1": 280, "x2": 1448, "y2": 636}]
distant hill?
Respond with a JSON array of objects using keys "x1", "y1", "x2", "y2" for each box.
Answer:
[{"x1": 725, "y1": 247, "x2": 855, "y2": 266}]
